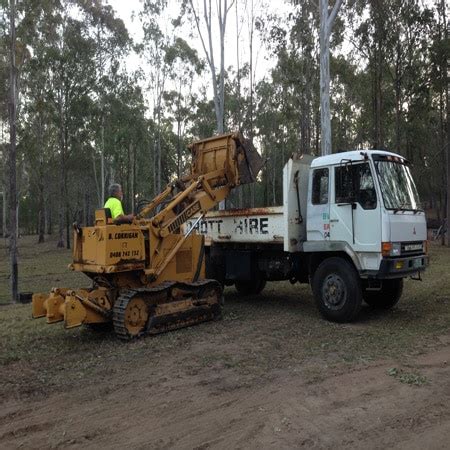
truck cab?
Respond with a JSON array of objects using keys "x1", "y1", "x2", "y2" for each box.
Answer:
[{"x1": 305, "y1": 150, "x2": 427, "y2": 279}]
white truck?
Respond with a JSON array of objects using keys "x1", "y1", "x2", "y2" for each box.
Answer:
[{"x1": 186, "y1": 150, "x2": 429, "y2": 322}]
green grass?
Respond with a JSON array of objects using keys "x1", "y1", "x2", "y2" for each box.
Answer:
[
  {"x1": 0, "y1": 235, "x2": 85, "y2": 303},
  {"x1": 387, "y1": 367, "x2": 428, "y2": 385},
  {"x1": 0, "y1": 236, "x2": 450, "y2": 401}
]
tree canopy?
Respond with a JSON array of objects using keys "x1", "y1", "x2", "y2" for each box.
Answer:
[{"x1": 0, "y1": 0, "x2": 448, "y2": 244}]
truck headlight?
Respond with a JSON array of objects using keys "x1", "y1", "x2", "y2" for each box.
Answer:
[
  {"x1": 381, "y1": 242, "x2": 401, "y2": 257},
  {"x1": 391, "y1": 242, "x2": 401, "y2": 256}
]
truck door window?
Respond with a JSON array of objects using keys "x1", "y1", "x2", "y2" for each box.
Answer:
[
  {"x1": 312, "y1": 168, "x2": 329, "y2": 204},
  {"x1": 335, "y1": 163, "x2": 377, "y2": 209}
]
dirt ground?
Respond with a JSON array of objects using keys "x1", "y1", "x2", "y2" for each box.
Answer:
[
  {"x1": 1, "y1": 237, "x2": 450, "y2": 449},
  {"x1": 1, "y1": 335, "x2": 450, "y2": 449}
]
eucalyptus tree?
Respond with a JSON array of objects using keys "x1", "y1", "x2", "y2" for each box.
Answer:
[
  {"x1": 140, "y1": 0, "x2": 171, "y2": 195},
  {"x1": 99, "y1": 70, "x2": 150, "y2": 214},
  {"x1": 50, "y1": 14, "x2": 98, "y2": 247},
  {"x1": 188, "y1": 0, "x2": 235, "y2": 135},
  {"x1": 163, "y1": 37, "x2": 203, "y2": 178},
  {"x1": 256, "y1": 2, "x2": 320, "y2": 156},
  {"x1": 20, "y1": 53, "x2": 57, "y2": 243},
  {"x1": 186, "y1": 89, "x2": 216, "y2": 139},
  {"x1": 81, "y1": 0, "x2": 131, "y2": 206},
  {"x1": 16, "y1": 1, "x2": 130, "y2": 248}
]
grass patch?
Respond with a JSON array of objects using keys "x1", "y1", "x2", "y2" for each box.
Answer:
[
  {"x1": 0, "y1": 235, "x2": 85, "y2": 304},
  {"x1": 387, "y1": 367, "x2": 428, "y2": 386}
]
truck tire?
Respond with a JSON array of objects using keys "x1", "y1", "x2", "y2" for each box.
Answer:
[
  {"x1": 364, "y1": 279, "x2": 403, "y2": 309},
  {"x1": 312, "y1": 257, "x2": 362, "y2": 323},
  {"x1": 235, "y1": 277, "x2": 266, "y2": 296}
]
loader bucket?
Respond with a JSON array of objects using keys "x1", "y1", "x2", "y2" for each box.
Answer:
[{"x1": 189, "y1": 131, "x2": 264, "y2": 188}]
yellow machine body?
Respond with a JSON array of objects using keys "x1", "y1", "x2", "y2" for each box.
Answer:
[{"x1": 32, "y1": 132, "x2": 263, "y2": 339}]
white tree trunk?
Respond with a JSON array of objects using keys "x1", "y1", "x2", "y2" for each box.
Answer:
[
  {"x1": 320, "y1": 1, "x2": 331, "y2": 156},
  {"x1": 319, "y1": 0, "x2": 343, "y2": 156},
  {"x1": 190, "y1": 0, "x2": 234, "y2": 135}
]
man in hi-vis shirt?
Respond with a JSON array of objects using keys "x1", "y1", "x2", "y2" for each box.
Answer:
[{"x1": 104, "y1": 183, "x2": 134, "y2": 224}]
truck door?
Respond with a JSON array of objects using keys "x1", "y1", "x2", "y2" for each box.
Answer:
[
  {"x1": 330, "y1": 162, "x2": 381, "y2": 253},
  {"x1": 306, "y1": 167, "x2": 330, "y2": 241}
]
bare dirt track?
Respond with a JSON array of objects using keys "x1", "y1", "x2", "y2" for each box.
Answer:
[{"x1": 1, "y1": 337, "x2": 450, "y2": 449}]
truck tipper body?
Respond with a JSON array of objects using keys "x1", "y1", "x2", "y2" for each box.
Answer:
[{"x1": 186, "y1": 150, "x2": 429, "y2": 322}]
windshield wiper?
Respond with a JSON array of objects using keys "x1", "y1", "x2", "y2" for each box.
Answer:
[
  {"x1": 393, "y1": 203, "x2": 423, "y2": 214},
  {"x1": 393, "y1": 202, "x2": 413, "y2": 213}
]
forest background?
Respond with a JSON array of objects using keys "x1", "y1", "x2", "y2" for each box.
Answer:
[{"x1": 0, "y1": 0, "x2": 448, "y2": 250}]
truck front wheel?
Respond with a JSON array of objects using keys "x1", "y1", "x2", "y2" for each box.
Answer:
[
  {"x1": 312, "y1": 257, "x2": 362, "y2": 323},
  {"x1": 364, "y1": 279, "x2": 403, "y2": 309}
]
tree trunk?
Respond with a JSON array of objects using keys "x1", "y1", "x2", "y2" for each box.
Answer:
[
  {"x1": 319, "y1": 0, "x2": 331, "y2": 156},
  {"x1": 375, "y1": 39, "x2": 383, "y2": 148},
  {"x1": 37, "y1": 111, "x2": 45, "y2": 243},
  {"x1": 65, "y1": 194, "x2": 70, "y2": 250},
  {"x1": 38, "y1": 181, "x2": 45, "y2": 243},
  {"x1": 157, "y1": 119, "x2": 162, "y2": 194},
  {"x1": 152, "y1": 139, "x2": 157, "y2": 197},
  {"x1": 57, "y1": 91, "x2": 66, "y2": 248},
  {"x1": 394, "y1": 43, "x2": 402, "y2": 153},
  {"x1": 46, "y1": 206, "x2": 52, "y2": 235},
  {"x1": 319, "y1": 0, "x2": 342, "y2": 155},
  {"x1": 235, "y1": 0, "x2": 242, "y2": 132},
  {"x1": 272, "y1": 164, "x2": 276, "y2": 206},
  {"x1": 2, "y1": 188, "x2": 7, "y2": 237},
  {"x1": 8, "y1": 0, "x2": 18, "y2": 303}
]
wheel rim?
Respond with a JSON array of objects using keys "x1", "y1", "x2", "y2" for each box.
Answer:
[
  {"x1": 124, "y1": 297, "x2": 148, "y2": 336},
  {"x1": 322, "y1": 274, "x2": 347, "y2": 310}
]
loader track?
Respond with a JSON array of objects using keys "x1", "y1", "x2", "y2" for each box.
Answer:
[{"x1": 112, "y1": 280, "x2": 223, "y2": 341}]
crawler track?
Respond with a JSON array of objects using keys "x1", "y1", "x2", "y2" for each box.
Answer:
[{"x1": 113, "y1": 280, "x2": 223, "y2": 341}]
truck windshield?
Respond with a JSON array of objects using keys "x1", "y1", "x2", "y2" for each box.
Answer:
[{"x1": 374, "y1": 156, "x2": 422, "y2": 211}]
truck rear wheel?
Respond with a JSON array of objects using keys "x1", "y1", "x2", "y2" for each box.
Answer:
[
  {"x1": 364, "y1": 279, "x2": 403, "y2": 309},
  {"x1": 312, "y1": 257, "x2": 362, "y2": 323},
  {"x1": 235, "y1": 277, "x2": 266, "y2": 296}
]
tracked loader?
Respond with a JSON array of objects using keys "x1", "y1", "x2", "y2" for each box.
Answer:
[{"x1": 32, "y1": 132, "x2": 263, "y2": 340}]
